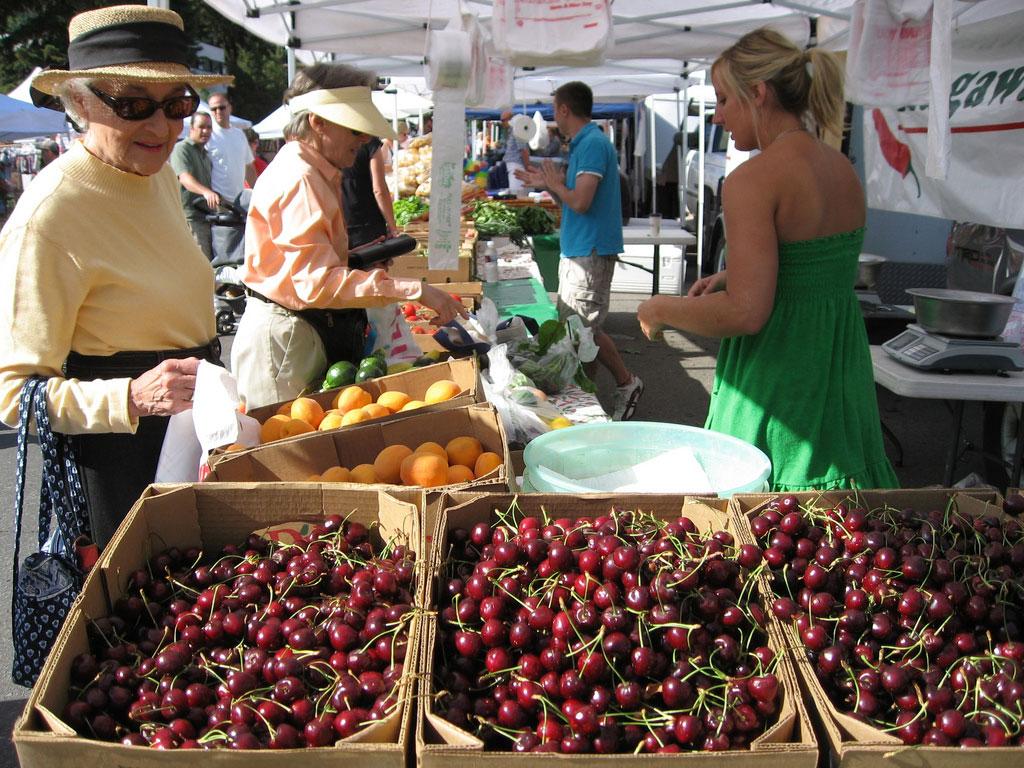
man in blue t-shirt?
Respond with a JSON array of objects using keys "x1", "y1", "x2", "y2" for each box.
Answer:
[{"x1": 516, "y1": 82, "x2": 644, "y2": 420}]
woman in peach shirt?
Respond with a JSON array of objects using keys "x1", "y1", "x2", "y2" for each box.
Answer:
[{"x1": 232, "y1": 64, "x2": 464, "y2": 407}]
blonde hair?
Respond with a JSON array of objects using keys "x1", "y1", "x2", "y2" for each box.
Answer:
[
  {"x1": 282, "y1": 63, "x2": 376, "y2": 142},
  {"x1": 712, "y1": 28, "x2": 845, "y2": 140}
]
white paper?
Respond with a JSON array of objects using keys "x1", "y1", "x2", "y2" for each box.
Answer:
[
  {"x1": 426, "y1": 22, "x2": 471, "y2": 272},
  {"x1": 539, "y1": 447, "x2": 712, "y2": 494},
  {"x1": 155, "y1": 410, "x2": 202, "y2": 483},
  {"x1": 155, "y1": 361, "x2": 260, "y2": 483},
  {"x1": 193, "y1": 360, "x2": 261, "y2": 455}
]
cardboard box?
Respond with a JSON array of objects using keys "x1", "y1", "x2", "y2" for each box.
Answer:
[
  {"x1": 412, "y1": 332, "x2": 448, "y2": 355},
  {"x1": 731, "y1": 489, "x2": 1016, "y2": 767},
  {"x1": 246, "y1": 358, "x2": 483, "y2": 429},
  {"x1": 431, "y1": 282, "x2": 483, "y2": 303},
  {"x1": 14, "y1": 483, "x2": 426, "y2": 768},
  {"x1": 416, "y1": 492, "x2": 819, "y2": 768},
  {"x1": 388, "y1": 255, "x2": 473, "y2": 284},
  {"x1": 208, "y1": 402, "x2": 512, "y2": 500}
]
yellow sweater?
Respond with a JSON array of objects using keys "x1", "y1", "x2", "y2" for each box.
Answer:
[{"x1": 0, "y1": 142, "x2": 215, "y2": 434}]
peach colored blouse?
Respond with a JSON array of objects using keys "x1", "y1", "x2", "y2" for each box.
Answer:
[{"x1": 241, "y1": 140, "x2": 421, "y2": 311}]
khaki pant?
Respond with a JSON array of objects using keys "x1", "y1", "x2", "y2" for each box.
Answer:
[
  {"x1": 231, "y1": 296, "x2": 327, "y2": 409},
  {"x1": 186, "y1": 217, "x2": 213, "y2": 262}
]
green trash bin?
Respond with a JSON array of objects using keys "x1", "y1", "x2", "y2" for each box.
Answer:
[{"x1": 530, "y1": 234, "x2": 561, "y2": 293}]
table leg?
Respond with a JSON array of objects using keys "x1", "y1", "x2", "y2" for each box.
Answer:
[
  {"x1": 652, "y1": 244, "x2": 661, "y2": 296},
  {"x1": 943, "y1": 400, "x2": 965, "y2": 487},
  {"x1": 1012, "y1": 412, "x2": 1024, "y2": 489}
]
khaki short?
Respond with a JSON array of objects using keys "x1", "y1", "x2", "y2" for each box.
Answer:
[
  {"x1": 557, "y1": 253, "x2": 617, "y2": 329},
  {"x1": 231, "y1": 296, "x2": 327, "y2": 409}
]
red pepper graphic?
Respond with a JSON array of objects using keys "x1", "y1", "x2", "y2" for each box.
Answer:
[{"x1": 872, "y1": 109, "x2": 921, "y2": 197}]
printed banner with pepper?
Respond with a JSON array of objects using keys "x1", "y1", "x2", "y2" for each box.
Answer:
[{"x1": 864, "y1": 10, "x2": 1024, "y2": 229}]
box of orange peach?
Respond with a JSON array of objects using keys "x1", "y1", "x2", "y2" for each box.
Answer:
[
  {"x1": 207, "y1": 401, "x2": 510, "y2": 491},
  {"x1": 242, "y1": 357, "x2": 482, "y2": 444}
]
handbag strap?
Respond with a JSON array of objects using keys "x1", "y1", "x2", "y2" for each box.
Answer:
[
  {"x1": 10, "y1": 377, "x2": 88, "y2": 621},
  {"x1": 31, "y1": 378, "x2": 89, "y2": 552},
  {"x1": 12, "y1": 378, "x2": 42, "y2": 582}
]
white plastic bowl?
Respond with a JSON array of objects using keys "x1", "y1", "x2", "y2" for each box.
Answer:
[{"x1": 522, "y1": 422, "x2": 771, "y2": 497}]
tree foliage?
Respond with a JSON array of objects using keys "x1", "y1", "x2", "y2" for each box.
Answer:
[{"x1": 0, "y1": 0, "x2": 287, "y2": 122}]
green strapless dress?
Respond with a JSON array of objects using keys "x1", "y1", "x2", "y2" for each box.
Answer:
[{"x1": 705, "y1": 228, "x2": 898, "y2": 491}]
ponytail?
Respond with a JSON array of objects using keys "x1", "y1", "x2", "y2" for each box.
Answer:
[{"x1": 804, "y1": 48, "x2": 845, "y2": 138}]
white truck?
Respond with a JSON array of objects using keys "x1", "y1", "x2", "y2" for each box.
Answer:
[{"x1": 682, "y1": 106, "x2": 751, "y2": 272}]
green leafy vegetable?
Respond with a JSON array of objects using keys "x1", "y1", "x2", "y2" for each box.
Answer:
[
  {"x1": 470, "y1": 200, "x2": 521, "y2": 236},
  {"x1": 515, "y1": 205, "x2": 556, "y2": 235},
  {"x1": 393, "y1": 197, "x2": 429, "y2": 227}
]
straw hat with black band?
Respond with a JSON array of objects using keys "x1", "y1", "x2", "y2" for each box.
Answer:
[
  {"x1": 288, "y1": 87, "x2": 397, "y2": 141},
  {"x1": 31, "y1": 5, "x2": 232, "y2": 101}
]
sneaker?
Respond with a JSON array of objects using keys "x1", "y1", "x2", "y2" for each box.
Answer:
[{"x1": 611, "y1": 375, "x2": 644, "y2": 421}]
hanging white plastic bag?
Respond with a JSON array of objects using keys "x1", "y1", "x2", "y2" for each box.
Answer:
[
  {"x1": 366, "y1": 304, "x2": 422, "y2": 365},
  {"x1": 463, "y1": 11, "x2": 514, "y2": 109},
  {"x1": 491, "y1": 0, "x2": 613, "y2": 67},
  {"x1": 846, "y1": 0, "x2": 933, "y2": 107},
  {"x1": 529, "y1": 111, "x2": 549, "y2": 152}
]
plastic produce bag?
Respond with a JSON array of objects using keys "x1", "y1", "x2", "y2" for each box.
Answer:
[
  {"x1": 366, "y1": 304, "x2": 421, "y2": 365},
  {"x1": 483, "y1": 343, "x2": 567, "y2": 444},
  {"x1": 507, "y1": 317, "x2": 597, "y2": 395}
]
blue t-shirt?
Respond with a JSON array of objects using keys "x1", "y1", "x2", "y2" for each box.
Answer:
[{"x1": 560, "y1": 122, "x2": 624, "y2": 258}]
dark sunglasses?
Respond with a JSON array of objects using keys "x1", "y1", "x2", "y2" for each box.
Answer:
[{"x1": 88, "y1": 85, "x2": 199, "y2": 121}]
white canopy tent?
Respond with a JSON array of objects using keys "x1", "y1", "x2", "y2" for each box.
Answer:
[
  {"x1": 7, "y1": 67, "x2": 42, "y2": 104},
  {"x1": 252, "y1": 86, "x2": 433, "y2": 139},
  {"x1": 202, "y1": 0, "x2": 819, "y2": 73},
  {"x1": 201, "y1": 0, "x2": 1024, "y2": 269}
]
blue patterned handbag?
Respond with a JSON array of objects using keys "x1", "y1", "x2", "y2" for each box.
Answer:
[{"x1": 11, "y1": 377, "x2": 91, "y2": 687}]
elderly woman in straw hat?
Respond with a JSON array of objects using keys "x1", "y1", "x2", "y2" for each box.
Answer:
[
  {"x1": 231, "y1": 63, "x2": 466, "y2": 408},
  {"x1": 0, "y1": 5, "x2": 231, "y2": 548}
]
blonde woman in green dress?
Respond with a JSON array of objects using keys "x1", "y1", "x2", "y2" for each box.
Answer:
[{"x1": 638, "y1": 28, "x2": 897, "y2": 491}]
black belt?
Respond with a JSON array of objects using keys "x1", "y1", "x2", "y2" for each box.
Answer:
[
  {"x1": 64, "y1": 339, "x2": 222, "y2": 379},
  {"x1": 244, "y1": 286, "x2": 279, "y2": 305},
  {"x1": 244, "y1": 287, "x2": 364, "y2": 319}
]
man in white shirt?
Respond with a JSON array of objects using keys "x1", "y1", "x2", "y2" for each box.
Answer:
[{"x1": 206, "y1": 91, "x2": 255, "y2": 266}]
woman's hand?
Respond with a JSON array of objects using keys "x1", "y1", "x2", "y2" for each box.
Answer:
[
  {"x1": 637, "y1": 295, "x2": 667, "y2": 341},
  {"x1": 418, "y1": 284, "x2": 469, "y2": 326},
  {"x1": 128, "y1": 357, "x2": 200, "y2": 419},
  {"x1": 688, "y1": 270, "x2": 727, "y2": 297}
]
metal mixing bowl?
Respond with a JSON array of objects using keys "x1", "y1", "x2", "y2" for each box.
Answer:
[
  {"x1": 856, "y1": 254, "x2": 886, "y2": 290},
  {"x1": 906, "y1": 288, "x2": 1016, "y2": 338}
]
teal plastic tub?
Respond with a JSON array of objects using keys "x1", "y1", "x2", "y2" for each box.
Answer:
[{"x1": 522, "y1": 421, "x2": 771, "y2": 498}]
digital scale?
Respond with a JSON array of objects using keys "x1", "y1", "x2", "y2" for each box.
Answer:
[{"x1": 883, "y1": 324, "x2": 1024, "y2": 372}]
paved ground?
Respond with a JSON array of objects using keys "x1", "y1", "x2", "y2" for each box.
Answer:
[{"x1": 0, "y1": 275, "x2": 998, "y2": 765}]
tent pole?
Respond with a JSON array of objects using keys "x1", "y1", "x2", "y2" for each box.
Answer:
[
  {"x1": 675, "y1": 86, "x2": 683, "y2": 228},
  {"x1": 287, "y1": 48, "x2": 296, "y2": 84},
  {"x1": 697, "y1": 78, "x2": 706, "y2": 279},
  {"x1": 649, "y1": 96, "x2": 657, "y2": 216}
]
